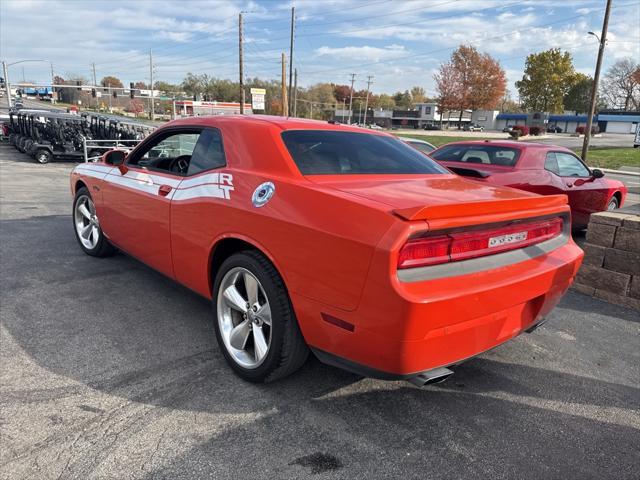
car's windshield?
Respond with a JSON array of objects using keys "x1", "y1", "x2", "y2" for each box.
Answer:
[
  {"x1": 281, "y1": 130, "x2": 448, "y2": 175},
  {"x1": 430, "y1": 144, "x2": 521, "y2": 167}
]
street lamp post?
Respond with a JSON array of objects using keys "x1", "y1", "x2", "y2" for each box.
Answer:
[
  {"x1": 1, "y1": 59, "x2": 51, "y2": 109},
  {"x1": 581, "y1": 0, "x2": 612, "y2": 162}
]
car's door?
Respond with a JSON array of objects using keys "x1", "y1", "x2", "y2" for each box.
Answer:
[
  {"x1": 169, "y1": 127, "x2": 233, "y2": 297},
  {"x1": 100, "y1": 128, "x2": 201, "y2": 277},
  {"x1": 545, "y1": 151, "x2": 606, "y2": 227}
]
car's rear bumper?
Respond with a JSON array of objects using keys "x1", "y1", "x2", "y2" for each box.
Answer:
[{"x1": 294, "y1": 238, "x2": 583, "y2": 377}]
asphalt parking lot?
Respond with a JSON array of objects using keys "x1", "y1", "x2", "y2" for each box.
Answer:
[{"x1": 1, "y1": 145, "x2": 639, "y2": 480}]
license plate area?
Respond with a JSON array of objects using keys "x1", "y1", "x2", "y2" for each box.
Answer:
[{"x1": 488, "y1": 231, "x2": 528, "y2": 248}]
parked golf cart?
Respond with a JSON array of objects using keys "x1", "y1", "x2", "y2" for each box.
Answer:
[{"x1": 28, "y1": 112, "x2": 89, "y2": 164}]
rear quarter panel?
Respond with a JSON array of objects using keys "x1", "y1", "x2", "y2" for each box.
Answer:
[{"x1": 170, "y1": 123, "x2": 397, "y2": 311}]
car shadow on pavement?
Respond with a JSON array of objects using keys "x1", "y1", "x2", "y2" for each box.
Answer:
[{"x1": 2, "y1": 215, "x2": 639, "y2": 479}]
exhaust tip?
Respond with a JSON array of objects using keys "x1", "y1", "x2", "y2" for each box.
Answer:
[{"x1": 407, "y1": 367, "x2": 453, "y2": 387}]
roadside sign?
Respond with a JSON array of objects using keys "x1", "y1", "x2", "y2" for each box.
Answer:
[{"x1": 251, "y1": 88, "x2": 266, "y2": 111}]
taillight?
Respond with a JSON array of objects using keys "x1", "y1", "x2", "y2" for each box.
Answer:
[{"x1": 397, "y1": 217, "x2": 563, "y2": 269}]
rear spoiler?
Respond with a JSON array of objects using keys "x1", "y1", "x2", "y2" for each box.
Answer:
[
  {"x1": 448, "y1": 166, "x2": 491, "y2": 178},
  {"x1": 393, "y1": 194, "x2": 568, "y2": 221}
]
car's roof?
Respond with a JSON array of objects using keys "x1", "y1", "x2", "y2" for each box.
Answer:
[
  {"x1": 434, "y1": 140, "x2": 561, "y2": 150},
  {"x1": 165, "y1": 114, "x2": 391, "y2": 135},
  {"x1": 400, "y1": 137, "x2": 436, "y2": 146}
]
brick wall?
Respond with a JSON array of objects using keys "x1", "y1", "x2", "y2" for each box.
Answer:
[{"x1": 573, "y1": 211, "x2": 640, "y2": 310}]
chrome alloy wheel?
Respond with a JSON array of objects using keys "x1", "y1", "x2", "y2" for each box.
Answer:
[
  {"x1": 74, "y1": 195, "x2": 100, "y2": 250},
  {"x1": 217, "y1": 267, "x2": 272, "y2": 369}
]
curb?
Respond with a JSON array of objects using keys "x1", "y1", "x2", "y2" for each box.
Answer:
[{"x1": 599, "y1": 168, "x2": 640, "y2": 176}]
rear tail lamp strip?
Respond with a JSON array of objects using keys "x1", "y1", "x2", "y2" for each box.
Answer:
[{"x1": 398, "y1": 217, "x2": 563, "y2": 270}]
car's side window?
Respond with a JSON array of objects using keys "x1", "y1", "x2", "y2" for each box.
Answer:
[
  {"x1": 555, "y1": 152, "x2": 590, "y2": 177},
  {"x1": 129, "y1": 130, "x2": 201, "y2": 176},
  {"x1": 461, "y1": 149, "x2": 490, "y2": 164},
  {"x1": 544, "y1": 152, "x2": 560, "y2": 175},
  {"x1": 187, "y1": 128, "x2": 226, "y2": 176}
]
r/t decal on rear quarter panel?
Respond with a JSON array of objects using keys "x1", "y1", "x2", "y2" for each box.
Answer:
[{"x1": 173, "y1": 172, "x2": 234, "y2": 201}]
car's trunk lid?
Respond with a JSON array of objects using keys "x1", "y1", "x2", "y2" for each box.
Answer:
[{"x1": 308, "y1": 174, "x2": 567, "y2": 223}]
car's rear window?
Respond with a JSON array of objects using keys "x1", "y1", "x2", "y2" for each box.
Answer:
[
  {"x1": 281, "y1": 130, "x2": 448, "y2": 175},
  {"x1": 430, "y1": 144, "x2": 521, "y2": 167}
]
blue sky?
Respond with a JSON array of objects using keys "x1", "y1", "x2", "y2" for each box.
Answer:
[{"x1": 1, "y1": 0, "x2": 638, "y2": 97}]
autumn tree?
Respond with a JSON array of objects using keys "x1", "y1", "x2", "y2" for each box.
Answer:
[
  {"x1": 134, "y1": 81, "x2": 149, "y2": 90},
  {"x1": 601, "y1": 58, "x2": 640, "y2": 111},
  {"x1": 127, "y1": 99, "x2": 145, "y2": 117},
  {"x1": 471, "y1": 53, "x2": 507, "y2": 110},
  {"x1": 563, "y1": 73, "x2": 601, "y2": 114},
  {"x1": 435, "y1": 45, "x2": 506, "y2": 127},
  {"x1": 434, "y1": 61, "x2": 461, "y2": 118},
  {"x1": 516, "y1": 49, "x2": 576, "y2": 113},
  {"x1": 333, "y1": 84, "x2": 352, "y2": 103},
  {"x1": 100, "y1": 76, "x2": 123, "y2": 88},
  {"x1": 410, "y1": 86, "x2": 426, "y2": 104}
]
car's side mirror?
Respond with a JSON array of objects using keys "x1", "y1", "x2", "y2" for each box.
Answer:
[
  {"x1": 103, "y1": 149, "x2": 127, "y2": 166},
  {"x1": 591, "y1": 168, "x2": 605, "y2": 179},
  {"x1": 103, "y1": 149, "x2": 128, "y2": 175}
]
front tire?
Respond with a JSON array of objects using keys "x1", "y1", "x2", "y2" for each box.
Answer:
[
  {"x1": 213, "y1": 251, "x2": 308, "y2": 383},
  {"x1": 607, "y1": 196, "x2": 619, "y2": 211},
  {"x1": 35, "y1": 149, "x2": 52, "y2": 164},
  {"x1": 73, "y1": 187, "x2": 115, "y2": 257}
]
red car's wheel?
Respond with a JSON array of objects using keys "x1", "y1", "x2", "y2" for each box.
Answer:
[
  {"x1": 213, "y1": 250, "x2": 308, "y2": 383},
  {"x1": 72, "y1": 187, "x2": 116, "y2": 257},
  {"x1": 607, "y1": 196, "x2": 619, "y2": 211}
]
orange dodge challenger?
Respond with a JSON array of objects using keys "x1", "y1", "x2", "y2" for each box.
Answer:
[{"x1": 70, "y1": 116, "x2": 583, "y2": 385}]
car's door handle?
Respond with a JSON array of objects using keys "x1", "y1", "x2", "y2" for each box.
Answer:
[
  {"x1": 158, "y1": 184, "x2": 172, "y2": 196},
  {"x1": 566, "y1": 183, "x2": 573, "y2": 188}
]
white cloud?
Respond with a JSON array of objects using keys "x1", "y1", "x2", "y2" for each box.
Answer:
[
  {"x1": 156, "y1": 31, "x2": 193, "y2": 43},
  {"x1": 315, "y1": 44, "x2": 408, "y2": 62}
]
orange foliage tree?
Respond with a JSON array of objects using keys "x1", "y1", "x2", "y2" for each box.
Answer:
[{"x1": 435, "y1": 45, "x2": 507, "y2": 127}]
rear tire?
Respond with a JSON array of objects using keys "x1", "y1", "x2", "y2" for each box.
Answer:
[
  {"x1": 35, "y1": 149, "x2": 52, "y2": 164},
  {"x1": 607, "y1": 196, "x2": 619, "y2": 211},
  {"x1": 212, "y1": 250, "x2": 308, "y2": 383},
  {"x1": 72, "y1": 187, "x2": 115, "y2": 257}
]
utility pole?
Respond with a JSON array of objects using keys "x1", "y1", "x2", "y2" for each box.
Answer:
[
  {"x1": 50, "y1": 62, "x2": 55, "y2": 104},
  {"x1": 281, "y1": 53, "x2": 288, "y2": 116},
  {"x1": 92, "y1": 62, "x2": 98, "y2": 109},
  {"x1": 364, "y1": 75, "x2": 373, "y2": 126},
  {"x1": 293, "y1": 68, "x2": 298, "y2": 117},
  {"x1": 239, "y1": 12, "x2": 245, "y2": 114},
  {"x1": 581, "y1": 0, "x2": 612, "y2": 162},
  {"x1": 2, "y1": 61, "x2": 11, "y2": 108},
  {"x1": 310, "y1": 102, "x2": 313, "y2": 119},
  {"x1": 149, "y1": 49, "x2": 155, "y2": 121},
  {"x1": 348, "y1": 73, "x2": 356, "y2": 125},
  {"x1": 288, "y1": 6, "x2": 295, "y2": 116}
]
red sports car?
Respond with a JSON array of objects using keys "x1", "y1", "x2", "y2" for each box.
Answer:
[
  {"x1": 70, "y1": 117, "x2": 583, "y2": 384},
  {"x1": 429, "y1": 141, "x2": 627, "y2": 229}
]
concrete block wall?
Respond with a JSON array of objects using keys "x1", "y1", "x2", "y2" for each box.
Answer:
[{"x1": 573, "y1": 211, "x2": 640, "y2": 310}]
